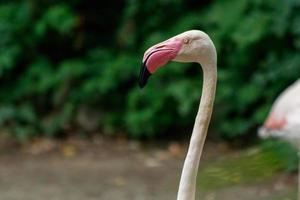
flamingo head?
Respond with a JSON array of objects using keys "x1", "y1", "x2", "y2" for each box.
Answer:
[{"x1": 139, "y1": 30, "x2": 215, "y2": 88}]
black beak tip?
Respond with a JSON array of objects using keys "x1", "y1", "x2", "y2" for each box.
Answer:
[
  {"x1": 138, "y1": 62, "x2": 151, "y2": 89},
  {"x1": 139, "y1": 81, "x2": 146, "y2": 88}
]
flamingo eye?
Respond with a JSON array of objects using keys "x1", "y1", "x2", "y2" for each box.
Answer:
[{"x1": 183, "y1": 38, "x2": 190, "y2": 44}]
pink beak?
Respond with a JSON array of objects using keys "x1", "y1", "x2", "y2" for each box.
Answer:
[
  {"x1": 264, "y1": 114, "x2": 286, "y2": 129},
  {"x1": 139, "y1": 38, "x2": 183, "y2": 88}
]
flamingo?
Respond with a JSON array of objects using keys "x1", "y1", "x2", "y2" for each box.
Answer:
[
  {"x1": 259, "y1": 79, "x2": 300, "y2": 142},
  {"x1": 259, "y1": 79, "x2": 300, "y2": 199},
  {"x1": 139, "y1": 30, "x2": 217, "y2": 200}
]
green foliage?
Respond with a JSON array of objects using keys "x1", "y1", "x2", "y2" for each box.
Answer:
[
  {"x1": 198, "y1": 147, "x2": 284, "y2": 190},
  {"x1": 0, "y1": 0, "x2": 299, "y2": 139},
  {"x1": 197, "y1": 140, "x2": 297, "y2": 191},
  {"x1": 261, "y1": 139, "x2": 298, "y2": 172},
  {"x1": 34, "y1": 4, "x2": 76, "y2": 36}
]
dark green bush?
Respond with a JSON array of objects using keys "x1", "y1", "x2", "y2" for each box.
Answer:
[{"x1": 0, "y1": 0, "x2": 299, "y2": 139}]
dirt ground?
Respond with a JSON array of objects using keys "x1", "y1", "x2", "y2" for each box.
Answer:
[{"x1": 0, "y1": 136, "x2": 297, "y2": 200}]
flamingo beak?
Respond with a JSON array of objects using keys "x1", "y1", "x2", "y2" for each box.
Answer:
[
  {"x1": 138, "y1": 38, "x2": 183, "y2": 88},
  {"x1": 139, "y1": 62, "x2": 152, "y2": 88}
]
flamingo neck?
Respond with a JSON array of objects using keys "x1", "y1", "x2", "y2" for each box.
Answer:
[{"x1": 177, "y1": 59, "x2": 217, "y2": 200}]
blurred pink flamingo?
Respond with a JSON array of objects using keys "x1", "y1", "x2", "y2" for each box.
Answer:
[
  {"x1": 139, "y1": 30, "x2": 217, "y2": 200},
  {"x1": 259, "y1": 79, "x2": 300, "y2": 199},
  {"x1": 259, "y1": 80, "x2": 300, "y2": 141}
]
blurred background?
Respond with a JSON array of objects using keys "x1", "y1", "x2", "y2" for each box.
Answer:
[{"x1": 0, "y1": 0, "x2": 299, "y2": 199}]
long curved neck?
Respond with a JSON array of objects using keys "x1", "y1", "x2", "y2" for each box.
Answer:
[{"x1": 177, "y1": 59, "x2": 217, "y2": 200}]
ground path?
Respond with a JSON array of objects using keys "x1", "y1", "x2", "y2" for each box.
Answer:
[{"x1": 0, "y1": 136, "x2": 297, "y2": 200}]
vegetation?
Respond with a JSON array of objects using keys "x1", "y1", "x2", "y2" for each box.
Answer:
[
  {"x1": 0, "y1": 0, "x2": 299, "y2": 139},
  {"x1": 198, "y1": 140, "x2": 298, "y2": 190}
]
